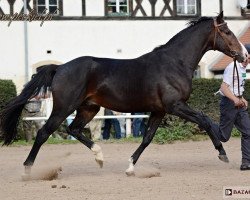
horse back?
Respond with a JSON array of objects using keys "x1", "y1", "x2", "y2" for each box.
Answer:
[{"x1": 51, "y1": 55, "x2": 192, "y2": 113}]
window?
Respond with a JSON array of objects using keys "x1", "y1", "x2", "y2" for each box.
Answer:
[
  {"x1": 37, "y1": 0, "x2": 59, "y2": 14},
  {"x1": 176, "y1": 0, "x2": 197, "y2": 15},
  {"x1": 107, "y1": 0, "x2": 129, "y2": 16}
]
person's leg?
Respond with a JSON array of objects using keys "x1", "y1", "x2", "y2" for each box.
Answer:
[
  {"x1": 34, "y1": 121, "x2": 43, "y2": 138},
  {"x1": 112, "y1": 118, "x2": 121, "y2": 139},
  {"x1": 235, "y1": 108, "x2": 250, "y2": 169},
  {"x1": 89, "y1": 107, "x2": 104, "y2": 140},
  {"x1": 102, "y1": 119, "x2": 111, "y2": 140},
  {"x1": 140, "y1": 119, "x2": 146, "y2": 136},
  {"x1": 133, "y1": 117, "x2": 142, "y2": 137},
  {"x1": 23, "y1": 121, "x2": 33, "y2": 142},
  {"x1": 210, "y1": 96, "x2": 237, "y2": 143},
  {"x1": 117, "y1": 118, "x2": 126, "y2": 138},
  {"x1": 89, "y1": 120, "x2": 102, "y2": 140}
]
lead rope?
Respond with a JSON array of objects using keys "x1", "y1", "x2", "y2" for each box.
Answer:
[{"x1": 233, "y1": 59, "x2": 241, "y2": 107}]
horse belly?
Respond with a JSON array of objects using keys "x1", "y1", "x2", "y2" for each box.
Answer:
[{"x1": 90, "y1": 92, "x2": 163, "y2": 113}]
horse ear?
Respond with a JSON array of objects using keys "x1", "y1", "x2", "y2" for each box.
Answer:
[{"x1": 216, "y1": 11, "x2": 224, "y2": 24}]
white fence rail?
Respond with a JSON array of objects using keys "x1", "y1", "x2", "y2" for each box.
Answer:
[{"x1": 22, "y1": 98, "x2": 149, "y2": 137}]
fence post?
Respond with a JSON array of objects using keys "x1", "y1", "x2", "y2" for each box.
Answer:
[
  {"x1": 45, "y1": 98, "x2": 52, "y2": 119},
  {"x1": 126, "y1": 113, "x2": 132, "y2": 137}
]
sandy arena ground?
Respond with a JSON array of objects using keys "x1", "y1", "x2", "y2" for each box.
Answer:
[{"x1": 0, "y1": 138, "x2": 249, "y2": 200}]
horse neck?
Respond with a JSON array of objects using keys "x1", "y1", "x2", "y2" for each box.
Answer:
[{"x1": 164, "y1": 21, "x2": 213, "y2": 72}]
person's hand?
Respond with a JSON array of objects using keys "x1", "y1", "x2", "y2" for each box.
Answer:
[
  {"x1": 241, "y1": 97, "x2": 248, "y2": 109},
  {"x1": 233, "y1": 98, "x2": 245, "y2": 108},
  {"x1": 233, "y1": 98, "x2": 248, "y2": 108}
]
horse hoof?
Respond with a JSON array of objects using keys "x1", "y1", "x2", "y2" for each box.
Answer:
[
  {"x1": 218, "y1": 154, "x2": 229, "y2": 163},
  {"x1": 95, "y1": 158, "x2": 103, "y2": 168},
  {"x1": 125, "y1": 170, "x2": 135, "y2": 177},
  {"x1": 92, "y1": 144, "x2": 104, "y2": 168},
  {"x1": 25, "y1": 166, "x2": 32, "y2": 174},
  {"x1": 21, "y1": 173, "x2": 31, "y2": 181}
]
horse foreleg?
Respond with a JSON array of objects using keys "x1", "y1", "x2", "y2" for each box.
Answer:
[
  {"x1": 171, "y1": 101, "x2": 228, "y2": 162},
  {"x1": 67, "y1": 104, "x2": 104, "y2": 168},
  {"x1": 126, "y1": 112, "x2": 165, "y2": 176}
]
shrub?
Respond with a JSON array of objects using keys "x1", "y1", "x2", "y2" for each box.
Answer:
[
  {"x1": 0, "y1": 79, "x2": 17, "y2": 139},
  {"x1": 0, "y1": 80, "x2": 17, "y2": 110},
  {"x1": 188, "y1": 79, "x2": 221, "y2": 121},
  {"x1": 154, "y1": 118, "x2": 196, "y2": 144}
]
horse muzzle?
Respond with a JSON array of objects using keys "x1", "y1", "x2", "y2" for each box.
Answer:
[{"x1": 233, "y1": 51, "x2": 247, "y2": 63}]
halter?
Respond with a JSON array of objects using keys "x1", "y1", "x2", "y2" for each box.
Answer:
[
  {"x1": 213, "y1": 19, "x2": 238, "y2": 58},
  {"x1": 213, "y1": 19, "x2": 241, "y2": 102}
]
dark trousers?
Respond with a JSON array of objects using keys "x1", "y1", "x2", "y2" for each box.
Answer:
[
  {"x1": 211, "y1": 96, "x2": 250, "y2": 164},
  {"x1": 132, "y1": 113, "x2": 146, "y2": 137},
  {"x1": 102, "y1": 118, "x2": 121, "y2": 139}
]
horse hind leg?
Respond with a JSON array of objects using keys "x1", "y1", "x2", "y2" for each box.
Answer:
[
  {"x1": 22, "y1": 111, "x2": 70, "y2": 179},
  {"x1": 67, "y1": 103, "x2": 104, "y2": 168}
]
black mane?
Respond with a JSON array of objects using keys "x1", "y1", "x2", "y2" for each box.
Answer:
[
  {"x1": 187, "y1": 16, "x2": 213, "y2": 27},
  {"x1": 153, "y1": 16, "x2": 213, "y2": 52}
]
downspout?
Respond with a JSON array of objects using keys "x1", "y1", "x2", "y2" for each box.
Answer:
[{"x1": 24, "y1": 0, "x2": 29, "y2": 82}]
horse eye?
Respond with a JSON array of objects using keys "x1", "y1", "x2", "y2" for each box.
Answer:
[{"x1": 225, "y1": 30, "x2": 231, "y2": 35}]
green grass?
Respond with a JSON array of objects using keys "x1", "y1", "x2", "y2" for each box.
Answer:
[
  {"x1": 101, "y1": 136, "x2": 143, "y2": 143},
  {"x1": 3, "y1": 125, "x2": 241, "y2": 147},
  {"x1": 2, "y1": 137, "x2": 79, "y2": 147},
  {"x1": 1, "y1": 133, "x2": 209, "y2": 147}
]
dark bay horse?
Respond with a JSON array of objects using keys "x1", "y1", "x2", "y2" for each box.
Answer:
[{"x1": 0, "y1": 12, "x2": 248, "y2": 176}]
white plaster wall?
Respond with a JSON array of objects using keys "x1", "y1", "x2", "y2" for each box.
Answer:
[
  {"x1": 27, "y1": 20, "x2": 187, "y2": 62},
  {"x1": 63, "y1": 0, "x2": 82, "y2": 16},
  {"x1": 85, "y1": 0, "x2": 105, "y2": 16},
  {"x1": 201, "y1": 0, "x2": 242, "y2": 17},
  {"x1": 0, "y1": 22, "x2": 26, "y2": 91},
  {"x1": 223, "y1": 0, "x2": 243, "y2": 16},
  {"x1": 0, "y1": 0, "x2": 10, "y2": 13},
  {"x1": 201, "y1": 0, "x2": 220, "y2": 16}
]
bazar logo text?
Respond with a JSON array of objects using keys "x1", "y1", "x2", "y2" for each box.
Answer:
[
  {"x1": 233, "y1": 189, "x2": 250, "y2": 195},
  {"x1": 0, "y1": 9, "x2": 59, "y2": 27}
]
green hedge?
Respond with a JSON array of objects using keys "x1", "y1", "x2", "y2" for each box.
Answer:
[
  {"x1": 191, "y1": 79, "x2": 250, "y2": 120},
  {"x1": 0, "y1": 79, "x2": 17, "y2": 139},
  {"x1": 188, "y1": 79, "x2": 250, "y2": 120},
  {"x1": 188, "y1": 79, "x2": 221, "y2": 121},
  {"x1": 0, "y1": 80, "x2": 17, "y2": 110}
]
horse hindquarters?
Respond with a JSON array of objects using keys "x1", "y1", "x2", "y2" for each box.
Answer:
[{"x1": 23, "y1": 65, "x2": 105, "y2": 173}]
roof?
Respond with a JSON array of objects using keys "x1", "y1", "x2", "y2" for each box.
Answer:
[{"x1": 211, "y1": 26, "x2": 250, "y2": 71}]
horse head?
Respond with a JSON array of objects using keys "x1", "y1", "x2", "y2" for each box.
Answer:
[{"x1": 212, "y1": 11, "x2": 248, "y2": 63}]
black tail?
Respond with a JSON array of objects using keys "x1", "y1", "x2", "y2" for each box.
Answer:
[{"x1": 0, "y1": 64, "x2": 59, "y2": 145}]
